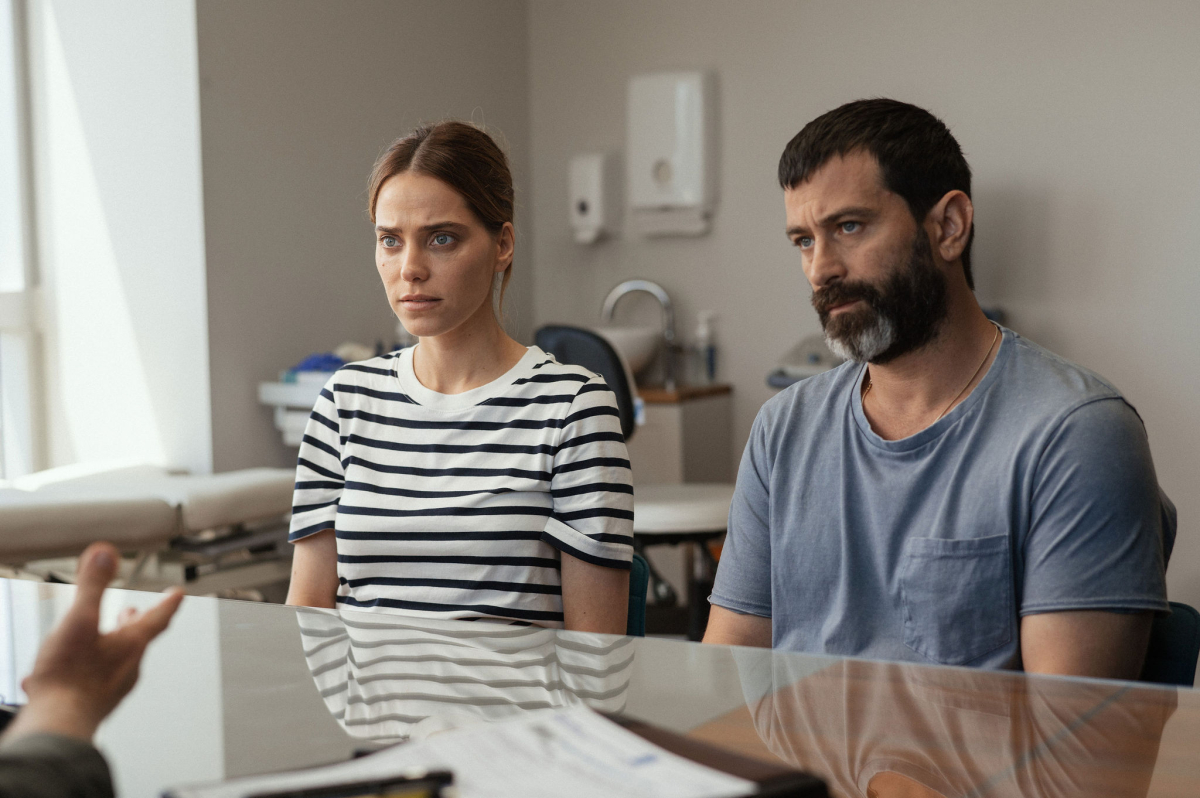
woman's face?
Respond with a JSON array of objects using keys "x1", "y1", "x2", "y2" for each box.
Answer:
[{"x1": 374, "y1": 171, "x2": 513, "y2": 340}]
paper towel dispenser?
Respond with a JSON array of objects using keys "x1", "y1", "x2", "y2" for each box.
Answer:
[{"x1": 626, "y1": 71, "x2": 716, "y2": 237}]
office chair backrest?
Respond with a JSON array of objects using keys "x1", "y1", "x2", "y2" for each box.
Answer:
[
  {"x1": 1141, "y1": 601, "x2": 1200, "y2": 687},
  {"x1": 534, "y1": 325, "x2": 636, "y2": 440},
  {"x1": 627, "y1": 553, "x2": 649, "y2": 637}
]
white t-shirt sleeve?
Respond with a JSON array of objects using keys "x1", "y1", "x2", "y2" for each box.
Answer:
[
  {"x1": 541, "y1": 376, "x2": 635, "y2": 569},
  {"x1": 290, "y1": 375, "x2": 345, "y2": 542}
]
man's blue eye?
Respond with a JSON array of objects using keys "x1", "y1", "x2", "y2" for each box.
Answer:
[
  {"x1": 840, "y1": 221, "x2": 860, "y2": 233},
  {"x1": 381, "y1": 235, "x2": 398, "y2": 247},
  {"x1": 798, "y1": 237, "x2": 813, "y2": 248},
  {"x1": 433, "y1": 233, "x2": 453, "y2": 246}
]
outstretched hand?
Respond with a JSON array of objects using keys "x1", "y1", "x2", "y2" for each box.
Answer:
[{"x1": 2, "y1": 542, "x2": 184, "y2": 743}]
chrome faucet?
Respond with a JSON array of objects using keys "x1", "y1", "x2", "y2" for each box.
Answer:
[{"x1": 601, "y1": 279, "x2": 678, "y2": 388}]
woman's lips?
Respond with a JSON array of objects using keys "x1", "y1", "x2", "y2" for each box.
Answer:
[{"x1": 399, "y1": 297, "x2": 441, "y2": 311}]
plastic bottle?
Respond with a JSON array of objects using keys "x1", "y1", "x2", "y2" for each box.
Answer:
[{"x1": 694, "y1": 312, "x2": 717, "y2": 384}]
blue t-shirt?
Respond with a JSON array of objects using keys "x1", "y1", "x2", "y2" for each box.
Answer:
[{"x1": 711, "y1": 327, "x2": 1175, "y2": 669}]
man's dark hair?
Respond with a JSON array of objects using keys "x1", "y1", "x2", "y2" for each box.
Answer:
[{"x1": 778, "y1": 99, "x2": 975, "y2": 289}]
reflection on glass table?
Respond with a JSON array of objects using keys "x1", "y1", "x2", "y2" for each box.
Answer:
[
  {"x1": 2, "y1": 579, "x2": 1199, "y2": 798},
  {"x1": 296, "y1": 608, "x2": 633, "y2": 743}
]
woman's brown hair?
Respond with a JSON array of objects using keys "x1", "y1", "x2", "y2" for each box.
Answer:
[{"x1": 368, "y1": 121, "x2": 516, "y2": 310}]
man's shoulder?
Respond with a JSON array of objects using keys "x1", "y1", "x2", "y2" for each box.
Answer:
[
  {"x1": 761, "y1": 360, "x2": 861, "y2": 421},
  {"x1": 1001, "y1": 332, "x2": 1132, "y2": 421}
]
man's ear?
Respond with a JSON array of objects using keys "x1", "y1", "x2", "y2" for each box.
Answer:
[{"x1": 927, "y1": 190, "x2": 973, "y2": 265}]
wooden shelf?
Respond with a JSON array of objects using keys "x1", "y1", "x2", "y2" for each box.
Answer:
[{"x1": 637, "y1": 384, "x2": 732, "y2": 404}]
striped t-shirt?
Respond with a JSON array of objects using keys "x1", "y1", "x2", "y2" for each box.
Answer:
[{"x1": 289, "y1": 345, "x2": 634, "y2": 627}]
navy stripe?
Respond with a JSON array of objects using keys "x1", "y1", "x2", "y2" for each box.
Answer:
[
  {"x1": 340, "y1": 363, "x2": 399, "y2": 378},
  {"x1": 333, "y1": 383, "x2": 416, "y2": 403},
  {"x1": 338, "y1": 504, "x2": 553, "y2": 519},
  {"x1": 289, "y1": 520, "x2": 336, "y2": 541},
  {"x1": 343, "y1": 480, "x2": 515, "y2": 499},
  {"x1": 294, "y1": 498, "x2": 339, "y2": 514},
  {"x1": 336, "y1": 595, "x2": 564, "y2": 622},
  {"x1": 344, "y1": 455, "x2": 550, "y2": 481},
  {"x1": 540, "y1": 531, "x2": 631, "y2": 570},
  {"x1": 309, "y1": 410, "x2": 339, "y2": 433},
  {"x1": 553, "y1": 457, "x2": 631, "y2": 475},
  {"x1": 557, "y1": 507, "x2": 634, "y2": 521},
  {"x1": 319, "y1": 387, "x2": 334, "y2": 401},
  {"x1": 338, "y1": 554, "x2": 560, "y2": 569},
  {"x1": 336, "y1": 529, "x2": 543, "y2": 542},
  {"x1": 336, "y1": 408, "x2": 570, "y2": 432},
  {"x1": 512, "y1": 373, "x2": 589, "y2": 386},
  {"x1": 339, "y1": 576, "x2": 562, "y2": 595},
  {"x1": 589, "y1": 532, "x2": 636, "y2": 544},
  {"x1": 295, "y1": 479, "x2": 344, "y2": 491},
  {"x1": 576, "y1": 383, "x2": 611, "y2": 396},
  {"x1": 563, "y1": 405, "x2": 620, "y2": 426},
  {"x1": 297, "y1": 457, "x2": 344, "y2": 481},
  {"x1": 344, "y1": 433, "x2": 557, "y2": 457},
  {"x1": 302, "y1": 434, "x2": 340, "y2": 460},
  {"x1": 551, "y1": 482, "x2": 634, "y2": 498},
  {"x1": 558, "y1": 431, "x2": 625, "y2": 450},
  {"x1": 480, "y1": 394, "x2": 575, "y2": 407}
]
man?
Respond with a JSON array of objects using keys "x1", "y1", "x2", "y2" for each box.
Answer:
[
  {"x1": 0, "y1": 543, "x2": 183, "y2": 797},
  {"x1": 705, "y1": 99, "x2": 1174, "y2": 678}
]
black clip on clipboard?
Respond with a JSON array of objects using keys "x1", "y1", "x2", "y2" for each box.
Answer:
[{"x1": 242, "y1": 771, "x2": 454, "y2": 798}]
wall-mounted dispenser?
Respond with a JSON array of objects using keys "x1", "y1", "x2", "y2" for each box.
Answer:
[
  {"x1": 627, "y1": 71, "x2": 716, "y2": 237},
  {"x1": 568, "y1": 153, "x2": 616, "y2": 244}
]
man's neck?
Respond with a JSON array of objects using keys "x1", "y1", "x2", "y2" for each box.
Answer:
[{"x1": 861, "y1": 296, "x2": 999, "y2": 441}]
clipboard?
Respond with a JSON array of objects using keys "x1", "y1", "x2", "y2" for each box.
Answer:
[{"x1": 609, "y1": 716, "x2": 828, "y2": 798}]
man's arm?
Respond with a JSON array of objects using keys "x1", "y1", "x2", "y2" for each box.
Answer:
[
  {"x1": 703, "y1": 605, "x2": 772, "y2": 648},
  {"x1": 0, "y1": 542, "x2": 183, "y2": 798},
  {"x1": 1021, "y1": 610, "x2": 1152, "y2": 680}
]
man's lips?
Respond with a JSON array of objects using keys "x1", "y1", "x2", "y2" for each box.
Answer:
[{"x1": 827, "y1": 299, "x2": 864, "y2": 314}]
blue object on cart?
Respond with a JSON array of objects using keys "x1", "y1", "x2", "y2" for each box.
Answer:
[{"x1": 291, "y1": 352, "x2": 346, "y2": 373}]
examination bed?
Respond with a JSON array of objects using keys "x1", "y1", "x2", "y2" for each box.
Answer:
[{"x1": 0, "y1": 464, "x2": 295, "y2": 595}]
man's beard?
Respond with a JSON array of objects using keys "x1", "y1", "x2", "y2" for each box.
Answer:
[{"x1": 812, "y1": 231, "x2": 949, "y2": 364}]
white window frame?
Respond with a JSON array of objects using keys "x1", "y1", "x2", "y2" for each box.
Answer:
[{"x1": 0, "y1": 0, "x2": 44, "y2": 480}]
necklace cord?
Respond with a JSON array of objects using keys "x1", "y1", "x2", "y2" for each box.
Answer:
[{"x1": 862, "y1": 323, "x2": 1001, "y2": 422}]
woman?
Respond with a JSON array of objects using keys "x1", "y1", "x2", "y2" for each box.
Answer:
[{"x1": 286, "y1": 122, "x2": 632, "y2": 632}]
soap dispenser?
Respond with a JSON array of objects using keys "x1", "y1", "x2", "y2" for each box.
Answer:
[{"x1": 693, "y1": 312, "x2": 717, "y2": 384}]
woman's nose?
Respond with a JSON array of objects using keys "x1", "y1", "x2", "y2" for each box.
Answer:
[{"x1": 399, "y1": 249, "x2": 429, "y2": 284}]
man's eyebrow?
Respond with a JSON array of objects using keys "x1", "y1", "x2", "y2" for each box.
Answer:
[{"x1": 785, "y1": 206, "x2": 878, "y2": 238}]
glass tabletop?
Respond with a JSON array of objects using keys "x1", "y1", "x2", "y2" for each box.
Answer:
[{"x1": 1, "y1": 578, "x2": 1196, "y2": 798}]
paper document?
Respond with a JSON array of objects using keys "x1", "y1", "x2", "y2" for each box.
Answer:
[{"x1": 168, "y1": 707, "x2": 756, "y2": 798}]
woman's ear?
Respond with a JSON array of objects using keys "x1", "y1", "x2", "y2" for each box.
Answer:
[
  {"x1": 927, "y1": 190, "x2": 973, "y2": 265},
  {"x1": 494, "y1": 222, "x2": 515, "y2": 274}
]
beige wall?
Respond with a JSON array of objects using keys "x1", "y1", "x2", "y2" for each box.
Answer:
[
  {"x1": 526, "y1": 0, "x2": 1200, "y2": 607},
  {"x1": 197, "y1": 0, "x2": 533, "y2": 471}
]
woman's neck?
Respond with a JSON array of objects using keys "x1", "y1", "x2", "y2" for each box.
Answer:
[{"x1": 411, "y1": 303, "x2": 527, "y2": 395}]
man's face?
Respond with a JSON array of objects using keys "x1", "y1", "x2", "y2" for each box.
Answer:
[{"x1": 784, "y1": 151, "x2": 948, "y2": 364}]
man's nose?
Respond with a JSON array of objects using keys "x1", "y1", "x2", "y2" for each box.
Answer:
[{"x1": 805, "y1": 239, "x2": 846, "y2": 290}]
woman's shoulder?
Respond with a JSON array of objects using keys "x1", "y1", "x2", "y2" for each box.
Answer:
[{"x1": 513, "y1": 349, "x2": 608, "y2": 396}]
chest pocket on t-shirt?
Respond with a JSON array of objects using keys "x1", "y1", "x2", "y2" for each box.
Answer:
[{"x1": 899, "y1": 535, "x2": 1014, "y2": 666}]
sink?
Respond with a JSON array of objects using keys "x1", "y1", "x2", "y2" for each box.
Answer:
[{"x1": 591, "y1": 325, "x2": 661, "y2": 374}]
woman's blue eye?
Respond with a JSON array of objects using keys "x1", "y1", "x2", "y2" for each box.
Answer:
[
  {"x1": 381, "y1": 235, "x2": 398, "y2": 247},
  {"x1": 432, "y1": 233, "x2": 453, "y2": 246}
]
